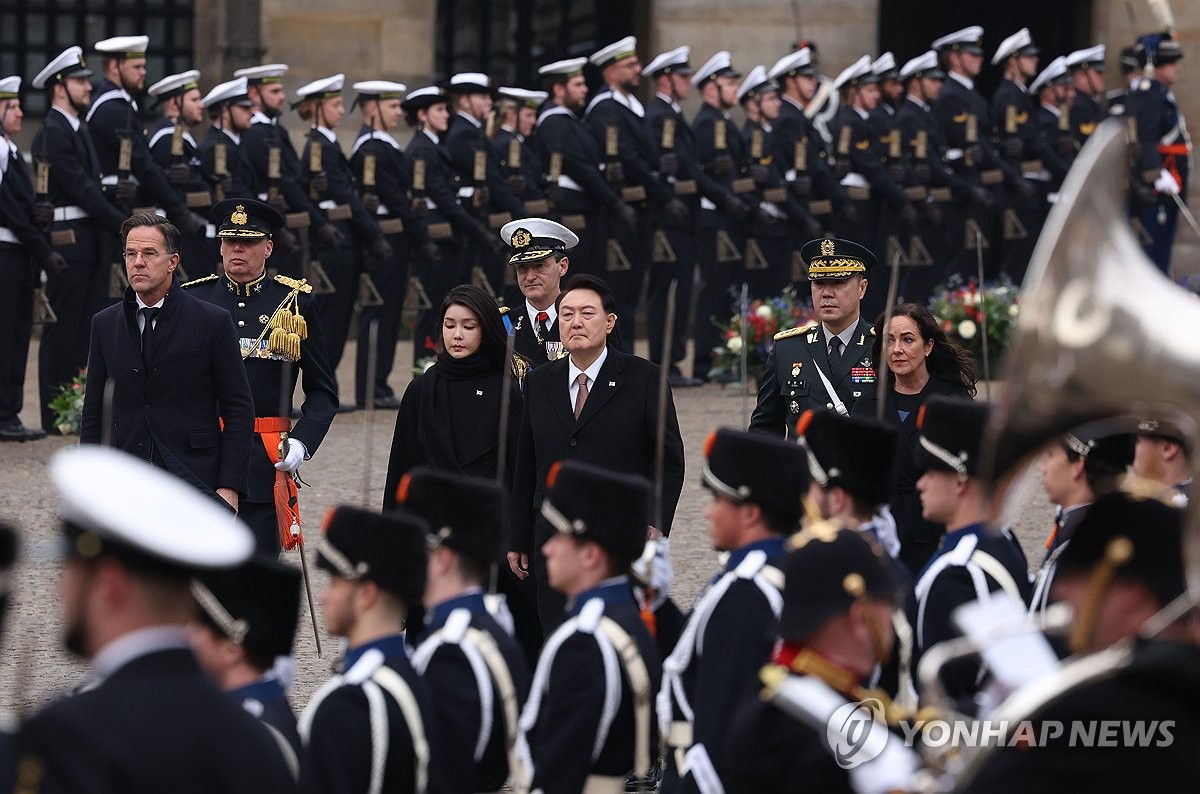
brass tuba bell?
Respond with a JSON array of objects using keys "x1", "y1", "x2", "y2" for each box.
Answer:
[{"x1": 982, "y1": 118, "x2": 1200, "y2": 595}]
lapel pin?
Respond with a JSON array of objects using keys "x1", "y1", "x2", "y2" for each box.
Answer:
[
  {"x1": 857, "y1": 334, "x2": 865, "y2": 345},
  {"x1": 476, "y1": 389, "x2": 484, "y2": 396},
  {"x1": 608, "y1": 381, "x2": 616, "y2": 387}
]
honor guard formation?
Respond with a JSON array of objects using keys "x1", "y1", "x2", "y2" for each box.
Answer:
[{"x1": 1, "y1": 18, "x2": 1200, "y2": 794}]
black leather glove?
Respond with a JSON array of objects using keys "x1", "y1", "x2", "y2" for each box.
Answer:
[
  {"x1": 968, "y1": 185, "x2": 995, "y2": 209},
  {"x1": 1011, "y1": 178, "x2": 1036, "y2": 200},
  {"x1": 41, "y1": 251, "x2": 68, "y2": 277},
  {"x1": 171, "y1": 210, "x2": 206, "y2": 238},
  {"x1": 417, "y1": 240, "x2": 442, "y2": 264},
  {"x1": 1130, "y1": 182, "x2": 1156, "y2": 212},
  {"x1": 308, "y1": 171, "x2": 329, "y2": 195},
  {"x1": 886, "y1": 162, "x2": 906, "y2": 183},
  {"x1": 274, "y1": 229, "x2": 298, "y2": 256},
  {"x1": 167, "y1": 163, "x2": 191, "y2": 186},
  {"x1": 605, "y1": 160, "x2": 625, "y2": 184},
  {"x1": 215, "y1": 173, "x2": 233, "y2": 196},
  {"x1": 472, "y1": 185, "x2": 491, "y2": 208},
  {"x1": 32, "y1": 201, "x2": 55, "y2": 228},
  {"x1": 115, "y1": 175, "x2": 139, "y2": 203},
  {"x1": 833, "y1": 159, "x2": 850, "y2": 181},
  {"x1": 897, "y1": 203, "x2": 919, "y2": 227},
  {"x1": 921, "y1": 201, "x2": 943, "y2": 226},
  {"x1": 614, "y1": 201, "x2": 638, "y2": 231},
  {"x1": 748, "y1": 162, "x2": 770, "y2": 184},
  {"x1": 411, "y1": 198, "x2": 428, "y2": 219},
  {"x1": 723, "y1": 194, "x2": 749, "y2": 222},
  {"x1": 1057, "y1": 137, "x2": 1077, "y2": 158},
  {"x1": 368, "y1": 236, "x2": 393, "y2": 260},
  {"x1": 506, "y1": 173, "x2": 527, "y2": 194},
  {"x1": 266, "y1": 191, "x2": 289, "y2": 213},
  {"x1": 713, "y1": 153, "x2": 734, "y2": 179},
  {"x1": 659, "y1": 152, "x2": 679, "y2": 177},
  {"x1": 361, "y1": 193, "x2": 380, "y2": 214},
  {"x1": 789, "y1": 174, "x2": 812, "y2": 198},
  {"x1": 662, "y1": 198, "x2": 689, "y2": 226},
  {"x1": 315, "y1": 222, "x2": 345, "y2": 248},
  {"x1": 964, "y1": 144, "x2": 983, "y2": 165},
  {"x1": 913, "y1": 162, "x2": 932, "y2": 183},
  {"x1": 544, "y1": 184, "x2": 567, "y2": 208},
  {"x1": 1001, "y1": 137, "x2": 1024, "y2": 159}
]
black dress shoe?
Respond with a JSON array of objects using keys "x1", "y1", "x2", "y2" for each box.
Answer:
[
  {"x1": 0, "y1": 419, "x2": 48, "y2": 442},
  {"x1": 667, "y1": 374, "x2": 704, "y2": 388},
  {"x1": 337, "y1": 402, "x2": 360, "y2": 414},
  {"x1": 370, "y1": 395, "x2": 402, "y2": 410},
  {"x1": 707, "y1": 370, "x2": 739, "y2": 385}
]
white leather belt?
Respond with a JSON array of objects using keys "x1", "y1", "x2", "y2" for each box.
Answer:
[
  {"x1": 840, "y1": 172, "x2": 869, "y2": 188},
  {"x1": 317, "y1": 199, "x2": 338, "y2": 210},
  {"x1": 699, "y1": 196, "x2": 717, "y2": 211},
  {"x1": 1023, "y1": 170, "x2": 1051, "y2": 182},
  {"x1": 376, "y1": 203, "x2": 390, "y2": 215},
  {"x1": 54, "y1": 206, "x2": 89, "y2": 222},
  {"x1": 0, "y1": 227, "x2": 20, "y2": 245},
  {"x1": 945, "y1": 148, "x2": 964, "y2": 161},
  {"x1": 556, "y1": 175, "x2": 584, "y2": 192},
  {"x1": 100, "y1": 174, "x2": 119, "y2": 186}
]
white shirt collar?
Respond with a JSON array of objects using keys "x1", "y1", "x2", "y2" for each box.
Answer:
[
  {"x1": 656, "y1": 92, "x2": 682, "y2": 114},
  {"x1": 782, "y1": 94, "x2": 806, "y2": 112},
  {"x1": 135, "y1": 294, "x2": 167, "y2": 311},
  {"x1": 251, "y1": 110, "x2": 272, "y2": 125},
  {"x1": 526, "y1": 299, "x2": 557, "y2": 328},
  {"x1": 568, "y1": 346, "x2": 608, "y2": 389},
  {"x1": 422, "y1": 128, "x2": 440, "y2": 145},
  {"x1": 52, "y1": 104, "x2": 81, "y2": 132},
  {"x1": 217, "y1": 126, "x2": 241, "y2": 145},
  {"x1": 456, "y1": 110, "x2": 482, "y2": 128},
  {"x1": 852, "y1": 105, "x2": 869, "y2": 121},
  {"x1": 608, "y1": 88, "x2": 645, "y2": 118},
  {"x1": 949, "y1": 71, "x2": 974, "y2": 91},
  {"x1": 906, "y1": 94, "x2": 930, "y2": 112},
  {"x1": 90, "y1": 625, "x2": 189, "y2": 683},
  {"x1": 822, "y1": 321, "x2": 858, "y2": 352},
  {"x1": 1005, "y1": 75, "x2": 1027, "y2": 90},
  {"x1": 315, "y1": 125, "x2": 337, "y2": 144},
  {"x1": 1041, "y1": 102, "x2": 1061, "y2": 118}
]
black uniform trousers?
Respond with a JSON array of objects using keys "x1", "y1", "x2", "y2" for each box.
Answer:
[
  {"x1": 646, "y1": 202, "x2": 697, "y2": 372},
  {"x1": 355, "y1": 227, "x2": 408, "y2": 405},
  {"x1": 0, "y1": 243, "x2": 34, "y2": 423},
  {"x1": 693, "y1": 207, "x2": 745, "y2": 378},
  {"x1": 311, "y1": 218, "x2": 361, "y2": 380}
]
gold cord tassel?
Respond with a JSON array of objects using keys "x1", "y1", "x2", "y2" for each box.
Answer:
[{"x1": 269, "y1": 326, "x2": 288, "y2": 354}]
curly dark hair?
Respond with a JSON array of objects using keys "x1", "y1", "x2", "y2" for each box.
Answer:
[
  {"x1": 871, "y1": 303, "x2": 977, "y2": 396},
  {"x1": 436, "y1": 284, "x2": 508, "y2": 372}
]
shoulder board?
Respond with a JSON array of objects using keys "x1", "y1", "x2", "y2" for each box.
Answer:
[
  {"x1": 180, "y1": 273, "x2": 219, "y2": 289},
  {"x1": 774, "y1": 323, "x2": 817, "y2": 341},
  {"x1": 870, "y1": 326, "x2": 876, "y2": 335},
  {"x1": 274, "y1": 274, "x2": 314, "y2": 294},
  {"x1": 499, "y1": 305, "x2": 510, "y2": 315}
]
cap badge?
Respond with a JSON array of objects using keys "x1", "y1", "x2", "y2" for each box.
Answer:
[
  {"x1": 820, "y1": 238, "x2": 836, "y2": 257},
  {"x1": 511, "y1": 228, "x2": 533, "y2": 247},
  {"x1": 231, "y1": 204, "x2": 248, "y2": 226}
]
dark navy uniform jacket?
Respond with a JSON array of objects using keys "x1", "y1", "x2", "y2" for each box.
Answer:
[
  {"x1": 241, "y1": 115, "x2": 331, "y2": 233},
  {"x1": 405, "y1": 128, "x2": 484, "y2": 239},
  {"x1": 33, "y1": 106, "x2": 127, "y2": 236},
  {"x1": 230, "y1": 675, "x2": 301, "y2": 760},
  {"x1": 584, "y1": 89, "x2": 672, "y2": 208},
  {"x1": 349, "y1": 125, "x2": 424, "y2": 245},
  {"x1": 532, "y1": 104, "x2": 623, "y2": 216},
  {"x1": 146, "y1": 118, "x2": 210, "y2": 204}
]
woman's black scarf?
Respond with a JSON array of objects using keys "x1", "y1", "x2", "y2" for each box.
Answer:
[{"x1": 416, "y1": 351, "x2": 503, "y2": 471}]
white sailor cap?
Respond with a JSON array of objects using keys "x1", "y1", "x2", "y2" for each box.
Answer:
[
  {"x1": 352, "y1": 80, "x2": 408, "y2": 99},
  {"x1": 692, "y1": 50, "x2": 740, "y2": 86},
  {"x1": 767, "y1": 47, "x2": 815, "y2": 81},
  {"x1": 202, "y1": 77, "x2": 253, "y2": 109},
  {"x1": 833, "y1": 55, "x2": 878, "y2": 91},
  {"x1": 590, "y1": 36, "x2": 638, "y2": 68},
  {"x1": 871, "y1": 52, "x2": 899, "y2": 78},
  {"x1": 992, "y1": 28, "x2": 1038, "y2": 65},
  {"x1": 1029, "y1": 56, "x2": 1070, "y2": 95},
  {"x1": 233, "y1": 64, "x2": 289, "y2": 84},
  {"x1": 900, "y1": 50, "x2": 946, "y2": 81},
  {"x1": 295, "y1": 73, "x2": 345, "y2": 100},
  {"x1": 931, "y1": 26, "x2": 985, "y2": 55},
  {"x1": 0, "y1": 76, "x2": 19, "y2": 100},
  {"x1": 498, "y1": 87, "x2": 548, "y2": 108},
  {"x1": 147, "y1": 69, "x2": 200, "y2": 100},
  {"x1": 94, "y1": 35, "x2": 150, "y2": 59},
  {"x1": 501, "y1": 217, "x2": 579, "y2": 265},
  {"x1": 449, "y1": 72, "x2": 491, "y2": 93},
  {"x1": 51, "y1": 446, "x2": 254, "y2": 572},
  {"x1": 401, "y1": 85, "x2": 447, "y2": 112},
  {"x1": 1066, "y1": 44, "x2": 1106, "y2": 71},
  {"x1": 644, "y1": 46, "x2": 692, "y2": 77},
  {"x1": 736, "y1": 65, "x2": 774, "y2": 103},
  {"x1": 538, "y1": 57, "x2": 588, "y2": 78},
  {"x1": 32, "y1": 46, "x2": 93, "y2": 90}
]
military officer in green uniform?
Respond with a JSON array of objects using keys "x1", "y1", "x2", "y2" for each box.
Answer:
[{"x1": 749, "y1": 236, "x2": 877, "y2": 437}]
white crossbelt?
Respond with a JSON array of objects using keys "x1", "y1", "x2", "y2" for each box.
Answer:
[{"x1": 54, "y1": 206, "x2": 89, "y2": 222}]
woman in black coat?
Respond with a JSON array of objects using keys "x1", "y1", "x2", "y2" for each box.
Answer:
[{"x1": 852, "y1": 303, "x2": 977, "y2": 576}]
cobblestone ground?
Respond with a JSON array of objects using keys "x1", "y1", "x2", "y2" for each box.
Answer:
[{"x1": 0, "y1": 339, "x2": 1049, "y2": 714}]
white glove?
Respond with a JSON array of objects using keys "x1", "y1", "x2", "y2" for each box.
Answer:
[
  {"x1": 632, "y1": 538, "x2": 673, "y2": 611},
  {"x1": 1155, "y1": 168, "x2": 1180, "y2": 195},
  {"x1": 274, "y1": 438, "x2": 307, "y2": 472}
]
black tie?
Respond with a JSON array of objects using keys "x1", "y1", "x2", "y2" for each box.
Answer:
[
  {"x1": 141, "y1": 307, "x2": 160, "y2": 366},
  {"x1": 828, "y1": 335, "x2": 844, "y2": 368}
]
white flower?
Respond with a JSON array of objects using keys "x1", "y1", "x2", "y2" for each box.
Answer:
[
  {"x1": 957, "y1": 319, "x2": 977, "y2": 340},
  {"x1": 726, "y1": 336, "x2": 744, "y2": 353},
  {"x1": 966, "y1": 292, "x2": 981, "y2": 306},
  {"x1": 1008, "y1": 304, "x2": 1019, "y2": 317},
  {"x1": 755, "y1": 304, "x2": 774, "y2": 320}
]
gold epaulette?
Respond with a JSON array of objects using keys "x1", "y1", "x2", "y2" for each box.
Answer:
[
  {"x1": 759, "y1": 663, "x2": 788, "y2": 700},
  {"x1": 274, "y1": 275, "x2": 314, "y2": 294},
  {"x1": 774, "y1": 323, "x2": 816, "y2": 341},
  {"x1": 499, "y1": 305, "x2": 511, "y2": 315},
  {"x1": 869, "y1": 326, "x2": 876, "y2": 335},
  {"x1": 179, "y1": 273, "x2": 219, "y2": 289}
]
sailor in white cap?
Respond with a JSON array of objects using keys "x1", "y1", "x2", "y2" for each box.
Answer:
[
  {"x1": 492, "y1": 86, "x2": 549, "y2": 224},
  {"x1": 0, "y1": 75, "x2": 55, "y2": 442},
  {"x1": 88, "y1": 36, "x2": 206, "y2": 239},
  {"x1": 870, "y1": 52, "x2": 904, "y2": 134},
  {"x1": 15, "y1": 446, "x2": 294, "y2": 792},
  {"x1": 30, "y1": 47, "x2": 131, "y2": 435},
  {"x1": 296, "y1": 74, "x2": 391, "y2": 410},
  {"x1": 1030, "y1": 55, "x2": 1078, "y2": 192},
  {"x1": 198, "y1": 77, "x2": 257, "y2": 205},
  {"x1": 586, "y1": 35, "x2": 688, "y2": 354},
  {"x1": 234, "y1": 63, "x2": 332, "y2": 278},
  {"x1": 991, "y1": 28, "x2": 1040, "y2": 158},
  {"x1": 1066, "y1": 44, "x2": 1106, "y2": 146},
  {"x1": 349, "y1": 79, "x2": 424, "y2": 410},
  {"x1": 445, "y1": 72, "x2": 525, "y2": 297}
]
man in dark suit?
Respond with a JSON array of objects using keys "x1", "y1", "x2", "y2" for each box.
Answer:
[
  {"x1": 16, "y1": 445, "x2": 294, "y2": 793},
  {"x1": 749, "y1": 236, "x2": 878, "y2": 437},
  {"x1": 189, "y1": 555, "x2": 304, "y2": 772},
  {"x1": 183, "y1": 199, "x2": 337, "y2": 553},
  {"x1": 508, "y1": 274, "x2": 685, "y2": 631},
  {"x1": 31, "y1": 46, "x2": 129, "y2": 434},
  {"x1": 499, "y1": 217, "x2": 575, "y2": 368},
  {"x1": 399, "y1": 469, "x2": 532, "y2": 794},
  {"x1": 299, "y1": 505, "x2": 442, "y2": 794},
  {"x1": 517, "y1": 461, "x2": 661, "y2": 794},
  {"x1": 80, "y1": 213, "x2": 254, "y2": 509}
]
